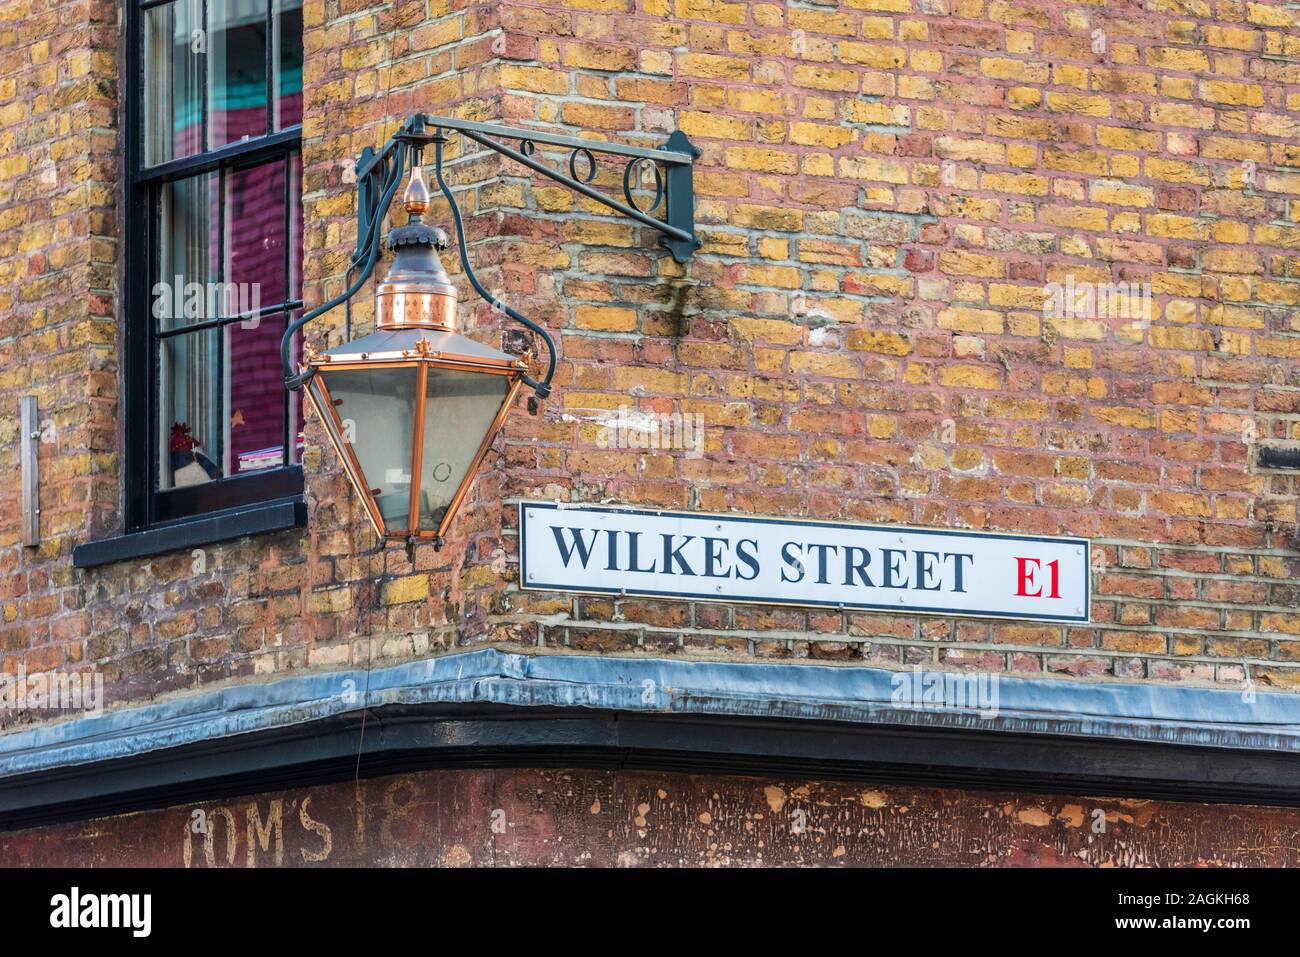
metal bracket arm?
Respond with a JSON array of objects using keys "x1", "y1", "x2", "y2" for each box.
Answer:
[{"x1": 281, "y1": 114, "x2": 701, "y2": 408}]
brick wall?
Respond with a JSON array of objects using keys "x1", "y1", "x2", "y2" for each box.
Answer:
[
  {"x1": 489, "y1": 0, "x2": 1300, "y2": 689},
  {"x1": 0, "y1": 0, "x2": 118, "y2": 684},
  {"x1": 1, "y1": 0, "x2": 1299, "y2": 735}
]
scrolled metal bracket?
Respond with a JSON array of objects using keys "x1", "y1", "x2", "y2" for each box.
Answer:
[
  {"x1": 280, "y1": 113, "x2": 701, "y2": 410},
  {"x1": 435, "y1": 116, "x2": 702, "y2": 265}
]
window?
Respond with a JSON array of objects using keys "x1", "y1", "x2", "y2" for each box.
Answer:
[{"x1": 125, "y1": 0, "x2": 304, "y2": 528}]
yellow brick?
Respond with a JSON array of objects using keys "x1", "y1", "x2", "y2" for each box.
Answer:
[
  {"x1": 1146, "y1": 213, "x2": 1207, "y2": 240},
  {"x1": 574, "y1": 305, "x2": 638, "y2": 331},
  {"x1": 841, "y1": 101, "x2": 910, "y2": 126},
  {"x1": 382, "y1": 574, "x2": 429, "y2": 605},
  {"x1": 911, "y1": 50, "x2": 942, "y2": 72},
  {"x1": 1052, "y1": 63, "x2": 1090, "y2": 89},
  {"x1": 726, "y1": 146, "x2": 797, "y2": 174},
  {"x1": 938, "y1": 252, "x2": 1004, "y2": 279},
  {"x1": 1007, "y1": 87, "x2": 1042, "y2": 109},
  {"x1": 1248, "y1": 2, "x2": 1298, "y2": 26},
  {"x1": 1203, "y1": 24, "x2": 1260, "y2": 51},
  {"x1": 1090, "y1": 179, "x2": 1154, "y2": 207},
  {"x1": 737, "y1": 263, "x2": 802, "y2": 288},
  {"x1": 613, "y1": 367, "x2": 688, "y2": 394},
  {"x1": 789, "y1": 352, "x2": 861, "y2": 378},
  {"x1": 898, "y1": 75, "x2": 935, "y2": 99},
  {"x1": 980, "y1": 57, "x2": 1049, "y2": 83},
  {"x1": 675, "y1": 0, "x2": 748, "y2": 24},
  {"x1": 1150, "y1": 103, "x2": 1215, "y2": 129},
  {"x1": 1063, "y1": 347, "x2": 1092, "y2": 369},
  {"x1": 1007, "y1": 144, "x2": 1037, "y2": 167},
  {"x1": 938, "y1": 306, "x2": 1004, "y2": 332},
  {"x1": 936, "y1": 137, "x2": 1005, "y2": 164},
  {"x1": 792, "y1": 64, "x2": 859, "y2": 91},
  {"x1": 846, "y1": 330, "x2": 912, "y2": 355},
  {"x1": 732, "y1": 317, "x2": 804, "y2": 345},
  {"x1": 678, "y1": 52, "x2": 751, "y2": 80},
  {"x1": 640, "y1": 50, "x2": 673, "y2": 74},
  {"x1": 840, "y1": 156, "x2": 909, "y2": 184},
  {"x1": 310, "y1": 587, "x2": 353, "y2": 614},
  {"x1": 844, "y1": 0, "x2": 911, "y2": 10},
  {"x1": 1203, "y1": 248, "x2": 1264, "y2": 274},
  {"x1": 801, "y1": 153, "x2": 835, "y2": 176},
  {"x1": 1041, "y1": 205, "x2": 1108, "y2": 231},
  {"x1": 789, "y1": 121, "x2": 854, "y2": 148},
  {"x1": 1097, "y1": 126, "x2": 1161, "y2": 152},
  {"x1": 1145, "y1": 47, "x2": 1210, "y2": 71},
  {"x1": 838, "y1": 43, "x2": 905, "y2": 68},
  {"x1": 981, "y1": 171, "x2": 1048, "y2": 195},
  {"x1": 1094, "y1": 407, "x2": 1156, "y2": 429},
  {"x1": 679, "y1": 111, "x2": 752, "y2": 140},
  {"x1": 939, "y1": 365, "x2": 1003, "y2": 390},
  {"x1": 730, "y1": 89, "x2": 791, "y2": 114},
  {"x1": 1043, "y1": 147, "x2": 1108, "y2": 175},
  {"x1": 732, "y1": 204, "x2": 803, "y2": 231},
  {"x1": 1045, "y1": 92, "x2": 1111, "y2": 117},
  {"x1": 499, "y1": 65, "x2": 569, "y2": 95},
  {"x1": 990, "y1": 284, "x2": 1050, "y2": 309},
  {"x1": 1199, "y1": 79, "x2": 1264, "y2": 107}
]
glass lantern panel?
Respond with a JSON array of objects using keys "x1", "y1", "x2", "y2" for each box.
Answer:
[
  {"x1": 319, "y1": 365, "x2": 419, "y2": 532},
  {"x1": 307, "y1": 372, "x2": 350, "y2": 485},
  {"x1": 416, "y1": 369, "x2": 511, "y2": 532}
]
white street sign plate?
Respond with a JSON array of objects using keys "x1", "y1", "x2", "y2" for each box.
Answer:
[{"x1": 520, "y1": 502, "x2": 1090, "y2": 623}]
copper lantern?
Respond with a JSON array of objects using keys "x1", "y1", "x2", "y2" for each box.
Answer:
[{"x1": 302, "y1": 167, "x2": 529, "y2": 544}]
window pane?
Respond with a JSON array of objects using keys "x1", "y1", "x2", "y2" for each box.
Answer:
[
  {"x1": 159, "y1": 328, "x2": 223, "y2": 490},
  {"x1": 155, "y1": 172, "x2": 219, "y2": 331},
  {"x1": 143, "y1": 0, "x2": 203, "y2": 166},
  {"x1": 209, "y1": 0, "x2": 268, "y2": 149},
  {"x1": 159, "y1": 314, "x2": 302, "y2": 486},
  {"x1": 274, "y1": 0, "x2": 303, "y2": 129},
  {"x1": 227, "y1": 313, "x2": 292, "y2": 474},
  {"x1": 226, "y1": 159, "x2": 287, "y2": 309}
]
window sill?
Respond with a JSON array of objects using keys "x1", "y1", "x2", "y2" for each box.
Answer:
[{"x1": 72, "y1": 496, "x2": 307, "y2": 569}]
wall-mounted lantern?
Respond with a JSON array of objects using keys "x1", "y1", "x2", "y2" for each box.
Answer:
[{"x1": 281, "y1": 115, "x2": 700, "y2": 547}]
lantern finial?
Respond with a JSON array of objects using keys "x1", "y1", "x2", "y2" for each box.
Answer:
[{"x1": 403, "y1": 164, "x2": 430, "y2": 218}]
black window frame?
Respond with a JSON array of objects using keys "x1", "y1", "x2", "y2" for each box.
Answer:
[{"x1": 122, "y1": 0, "x2": 305, "y2": 535}]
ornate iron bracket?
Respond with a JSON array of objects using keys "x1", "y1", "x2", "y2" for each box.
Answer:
[{"x1": 282, "y1": 113, "x2": 701, "y2": 410}]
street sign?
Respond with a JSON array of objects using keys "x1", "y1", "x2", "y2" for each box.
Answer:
[{"x1": 520, "y1": 502, "x2": 1090, "y2": 623}]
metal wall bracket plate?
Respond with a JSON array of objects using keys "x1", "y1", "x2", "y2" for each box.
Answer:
[{"x1": 20, "y1": 396, "x2": 38, "y2": 547}]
